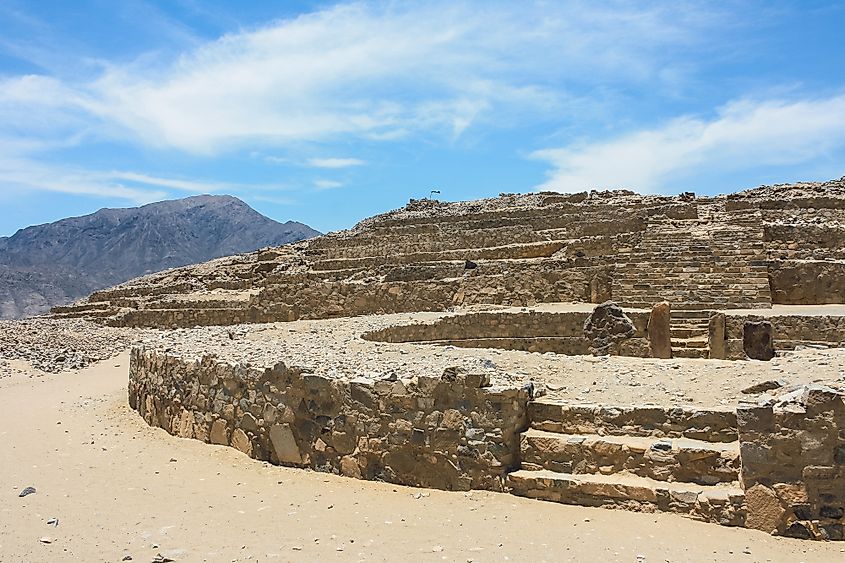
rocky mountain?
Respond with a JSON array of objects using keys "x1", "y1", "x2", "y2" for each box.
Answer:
[{"x1": 0, "y1": 195, "x2": 319, "y2": 319}]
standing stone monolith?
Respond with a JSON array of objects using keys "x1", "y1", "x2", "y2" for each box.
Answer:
[
  {"x1": 708, "y1": 312, "x2": 727, "y2": 360},
  {"x1": 647, "y1": 302, "x2": 672, "y2": 359},
  {"x1": 743, "y1": 320, "x2": 775, "y2": 361}
]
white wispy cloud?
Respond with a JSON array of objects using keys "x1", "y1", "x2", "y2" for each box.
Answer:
[
  {"x1": 0, "y1": 2, "x2": 723, "y2": 154},
  {"x1": 532, "y1": 95, "x2": 845, "y2": 193},
  {"x1": 306, "y1": 157, "x2": 365, "y2": 169},
  {"x1": 0, "y1": 155, "x2": 167, "y2": 204},
  {"x1": 313, "y1": 179, "x2": 343, "y2": 190},
  {"x1": 0, "y1": 149, "x2": 282, "y2": 203},
  {"x1": 109, "y1": 171, "x2": 234, "y2": 193}
]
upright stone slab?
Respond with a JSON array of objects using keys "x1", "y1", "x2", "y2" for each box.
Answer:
[
  {"x1": 743, "y1": 320, "x2": 775, "y2": 361},
  {"x1": 647, "y1": 301, "x2": 672, "y2": 359},
  {"x1": 708, "y1": 312, "x2": 727, "y2": 360}
]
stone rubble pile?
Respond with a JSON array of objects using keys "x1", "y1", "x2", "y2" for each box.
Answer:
[{"x1": 0, "y1": 318, "x2": 138, "y2": 373}]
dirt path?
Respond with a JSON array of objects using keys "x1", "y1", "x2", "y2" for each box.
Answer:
[{"x1": 1, "y1": 355, "x2": 843, "y2": 562}]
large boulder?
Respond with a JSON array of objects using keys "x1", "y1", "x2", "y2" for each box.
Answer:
[
  {"x1": 647, "y1": 302, "x2": 672, "y2": 359},
  {"x1": 584, "y1": 301, "x2": 635, "y2": 356}
]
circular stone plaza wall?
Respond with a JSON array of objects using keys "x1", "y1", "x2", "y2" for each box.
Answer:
[{"x1": 128, "y1": 308, "x2": 845, "y2": 541}]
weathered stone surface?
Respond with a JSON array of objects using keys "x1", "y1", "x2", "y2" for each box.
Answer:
[
  {"x1": 209, "y1": 419, "x2": 228, "y2": 445},
  {"x1": 647, "y1": 302, "x2": 671, "y2": 359},
  {"x1": 743, "y1": 321, "x2": 775, "y2": 361},
  {"x1": 269, "y1": 424, "x2": 303, "y2": 465},
  {"x1": 745, "y1": 484, "x2": 785, "y2": 533},
  {"x1": 738, "y1": 384, "x2": 845, "y2": 541},
  {"x1": 708, "y1": 312, "x2": 726, "y2": 360},
  {"x1": 584, "y1": 301, "x2": 635, "y2": 356},
  {"x1": 130, "y1": 348, "x2": 529, "y2": 491},
  {"x1": 231, "y1": 428, "x2": 252, "y2": 455}
]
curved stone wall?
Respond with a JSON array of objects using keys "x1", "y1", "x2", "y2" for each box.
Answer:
[
  {"x1": 363, "y1": 310, "x2": 651, "y2": 357},
  {"x1": 128, "y1": 348, "x2": 529, "y2": 491}
]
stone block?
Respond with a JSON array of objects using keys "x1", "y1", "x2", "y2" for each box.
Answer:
[
  {"x1": 231, "y1": 428, "x2": 252, "y2": 456},
  {"x1": 745, "y1": 484, "x2": 785, "y2": 533},
  {"x1": 269, "y1": 423, "x2": 304, "y2": 465},
  {"x1": 743, "y1": 320, "x2": 774, "y2": 361},
  {"x1": 708, "y1": 312, "x2": 726, "y2": 359},
  {"x1": 210, "y1": 419, "x2": 229, "y2": 445}
]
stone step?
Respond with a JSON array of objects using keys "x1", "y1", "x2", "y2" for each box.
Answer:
[
  {"x1": 528, "y1": 401, "x2": 737, "y2": 442},
  {"x1": 507, "y1": 469, "x2": 746, "y2": 526},
  {"x1": 670, "y1": 328, "x2": 708, "y2": 339},
  {"x1": 672, "y1": 347, "x2": 710, "y2": 359},
  {"x1": 620, "y1": 301, "x2": 768, "y2": 310},
  {"x1": 674, "y1": 338, "x2": 708, "y2": 348},
  {"x1": 520, "y1": 429, "x2": 740, "y2": 484}
]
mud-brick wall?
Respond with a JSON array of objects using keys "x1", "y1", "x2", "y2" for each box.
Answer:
[
  {"x1": 737, "y1": 386, "x2": 845, "y2": 540},
  {"x1": 129, "y1": 348, "x2": 529, "y2": 491}
]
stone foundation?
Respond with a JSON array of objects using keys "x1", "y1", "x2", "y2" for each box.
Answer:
[{"x1": 128, "y1": 345, "x2": 845, "y2": 540}]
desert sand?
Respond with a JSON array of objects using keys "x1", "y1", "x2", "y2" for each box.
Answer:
[{"x1": 2, "y1": 354, "x2": 844, "y2": 562}]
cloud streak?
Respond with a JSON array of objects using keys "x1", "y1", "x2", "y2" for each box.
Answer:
[
  {"x1": 532, "y1": 95, "x2": 845, "y2": 193},
  {"x1": 306, "y1": 157, "x2": 365, "y2": 169},
  {"x1": 0, "y1": 1, "x2": 723, "y2": 154}
]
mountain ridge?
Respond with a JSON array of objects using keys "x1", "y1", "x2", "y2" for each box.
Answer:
[{"x1": 0, "y1": 195, "x2": 319, "y2": 319}]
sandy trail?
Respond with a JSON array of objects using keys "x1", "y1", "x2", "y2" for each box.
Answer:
[{"x1": 1, "y1": 354, "x2": 843, "y2": 562}]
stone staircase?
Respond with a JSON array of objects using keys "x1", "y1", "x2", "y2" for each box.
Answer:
[
  {"x1": 613, "y1": 206, "x2": 772, "y2": 310},
  {"x1": 507, "y1": 400, "x2": 746, "y2": 526},
  {"x1": 670, "y1": 310, "x2": 711, "y2": 359}
]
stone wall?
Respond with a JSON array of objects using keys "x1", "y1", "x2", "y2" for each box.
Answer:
[
  {"x1": 363, "y1": 310, "x2": 651, "y2": 357},
  {"x1": 737, "y1": 385, "x2": 845, "y2": 540},
  {"x1": 721, "y1": 313, "x2": 845, "y2": 358},
  {"x1": 769, "y1": 261, "x2": 845, "y2": 304},
  {"x1": 128, "y1": 348, "x2": 529, "y2": 491}
]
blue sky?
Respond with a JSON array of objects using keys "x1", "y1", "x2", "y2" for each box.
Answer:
[{"x1": 1, "y1": 1, "x2": 845, "y2": 236}]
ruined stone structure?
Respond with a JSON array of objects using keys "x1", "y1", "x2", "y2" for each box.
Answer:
[
  {"x1": 53, "y1": 178, "x2": 845, "y2": 335},
  {"x1": 57, "y1": 177, "x2": 845, "y2": 541}
]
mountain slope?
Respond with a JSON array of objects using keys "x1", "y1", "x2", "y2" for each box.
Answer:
[{"x1": 0, "y1": 195, "x2": 319, "y2": 319}]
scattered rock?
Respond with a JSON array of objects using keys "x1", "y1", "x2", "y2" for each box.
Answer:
[
  {"x1": 19, "y1": 486, "x2": 36, "y2": 497},
  {"x1": 741, "y1": 379, "x2": 785, "y2": 394}
]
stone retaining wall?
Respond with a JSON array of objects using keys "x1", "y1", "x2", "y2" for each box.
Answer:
[
  {"x1": 720, "y1": 313, "x2": 845, "y2": 359},
  {"x1": 769, "y1": 261, "x2": 845, "y2": 304},
  {"x1": 737, "y1": 385, "x2": 845, "y2": 540},
  {"x1": 128, "y1": 348, "x2": 529, "y2": 491},
  {"x1": 363, "y1": 310, "x2": 651, "y2": 357}
]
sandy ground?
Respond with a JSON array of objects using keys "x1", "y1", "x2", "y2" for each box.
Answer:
[{"x1": 1, "y1": 355, "x2": 844, "y2": 562}]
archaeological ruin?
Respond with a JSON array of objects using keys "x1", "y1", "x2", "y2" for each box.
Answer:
[{"x1": 55, "y1": 178, "x2": 845, "y2": 540}]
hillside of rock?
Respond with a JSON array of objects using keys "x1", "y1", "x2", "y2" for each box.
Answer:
[{"x1": 0, "y1": 195, "x2": 319, "y2": 318}]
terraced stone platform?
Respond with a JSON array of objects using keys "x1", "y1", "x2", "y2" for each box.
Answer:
[
  {"x1": 51, "y1": 177, "x2": 845, "y2": 542},
  {"x1": 51, "y1": 177, "x2": 845, "y2": 329}
]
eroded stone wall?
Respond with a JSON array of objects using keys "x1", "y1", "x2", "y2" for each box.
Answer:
[
  {"x1": 737, "y1": 385, "x2": 845, "y2": 540},
  {"x1": 363, "y1": 310, "x2": 651, "y2": 357},
  {"x1": 721, "y1": 314, "x2": 845, "y2": 359},
  {"x1": 128, "y1": 348, "x2": 529, "y2": 491}
]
